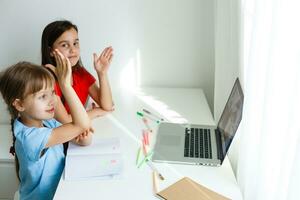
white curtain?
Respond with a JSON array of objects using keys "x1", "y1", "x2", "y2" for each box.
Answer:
[{"x1": 237, "y1": 0, "x2": 300, "y2": 199}]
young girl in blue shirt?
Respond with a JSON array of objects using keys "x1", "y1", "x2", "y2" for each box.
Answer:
[{"x1": 0, "y1": 50, "x2": 90, "y2": 200}]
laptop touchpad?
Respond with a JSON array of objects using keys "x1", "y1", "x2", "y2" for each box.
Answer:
[{"x1": 160, "y1": 135, "x2": 181, "y2": 146}]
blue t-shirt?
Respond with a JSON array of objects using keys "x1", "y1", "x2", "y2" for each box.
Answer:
[{"x1": 14, "y1": 118, "x2": 65, "y2": 200}]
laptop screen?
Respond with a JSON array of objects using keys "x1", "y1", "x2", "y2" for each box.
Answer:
[{"x1": 217, "y1": 78, "x2": 244, "y2": 157}]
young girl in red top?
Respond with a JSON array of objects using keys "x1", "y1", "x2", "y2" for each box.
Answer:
[{"x1": 41, "y1": 20, "x2": 114, "y2": 144}]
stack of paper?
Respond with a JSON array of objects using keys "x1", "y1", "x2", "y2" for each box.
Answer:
[{"x1": 64, "y1": 137, "x2": 123, "y2": 180}]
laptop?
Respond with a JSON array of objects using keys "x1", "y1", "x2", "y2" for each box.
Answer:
[{"x1": 152, "y1": 78, "x2": 244, "y2": 166}]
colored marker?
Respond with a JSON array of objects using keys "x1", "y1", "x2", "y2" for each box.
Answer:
[
  {"x1": 142, "y1": 109, "x2": 164, "y2": 121},
  {"x1": 137, "y1": 150, "x2": 153, "y2": 168},
  {"x1": 142, "y1": 129, "x2": 151, "y2": 146},
  {"x1": 142, "y1": 118, "x2": 152, "y2": 132},
  {"x1": 136, "y1": 147, "x2": 141, "y2": 165},
  {"x1": 136, "y1": 111, "x2": 160, "y2": 124},
  {"x1": 147, "y1": 160, "x2": 165, "y2": 180},
  {"x1": 142, "y1": 138, "x2": 148, "y2": 155}
]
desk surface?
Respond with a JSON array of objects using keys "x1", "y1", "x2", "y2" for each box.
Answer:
[{"x1": 54, "y1": 87, "x2": 242, "y2": 200}]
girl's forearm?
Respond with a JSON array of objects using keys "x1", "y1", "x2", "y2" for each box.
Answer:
[
  {"x1": 61, "y1": 85, "x2": 90, "y2": 129},
  {"x1": 87, "y1": 108, "x2": 107, "y2": 120},
  {"x1": 97, "y1": 72, "x2": 114, "y2": 111},
  {"x1": 56, "y1": 106, "x2": 107, "y2": 124}
]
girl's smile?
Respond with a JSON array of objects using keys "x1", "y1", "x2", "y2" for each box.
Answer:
[{"x1": 46, "y1": 107, "x2": 55, "y2": 114}]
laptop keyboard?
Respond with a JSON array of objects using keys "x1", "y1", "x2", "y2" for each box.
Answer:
[{"x1": 184, "y1": 128, "x2": 212, "y2": 159}]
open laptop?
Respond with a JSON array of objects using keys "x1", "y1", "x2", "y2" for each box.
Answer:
[{"x1": 152, "y1": 78, "x2": 244, "y2": 166}]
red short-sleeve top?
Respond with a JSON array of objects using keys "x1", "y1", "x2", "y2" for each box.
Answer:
[{"x1": 54, "y1": 67, "x2": 96, "y2": 113}]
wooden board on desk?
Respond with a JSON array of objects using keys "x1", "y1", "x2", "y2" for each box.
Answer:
[{"x1": 156, "y1": 177, "x2": 230, "y2": 200}]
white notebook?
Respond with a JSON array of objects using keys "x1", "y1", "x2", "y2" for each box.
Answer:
[{"x1": 64, "y1": 137, "x2": 123, "y2": 180}]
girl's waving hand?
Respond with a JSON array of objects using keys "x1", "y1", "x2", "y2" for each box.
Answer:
[
  {"x1": 45, "y1": 49, "x2": 72, "y2": 87},
  {"x1": 93, "y1": 46, "x2": 113, "y2": 74}
]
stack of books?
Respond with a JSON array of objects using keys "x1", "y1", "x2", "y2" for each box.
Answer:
[{"x1": 64, "y1": 137, "x2": 123, "y2": 180}]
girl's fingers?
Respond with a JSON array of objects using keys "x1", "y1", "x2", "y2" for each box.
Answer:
[
  {"x1": 90, "y1": 127, "x2": 94, "y2": 133},
  {"x1": 108, "y1": 54, "x2": 113, "y2": 63},
  {"x1": 106, "y1": 47, "x2": 113, "y2": 57},
  {"x1": 56, "y1": 50, "x2": 65, "y2": 68},
  {"x1": 66, "y1": 56, "x2": 71, "y2": 69},
  {"x1": 96, "y1": 46, "x2": 113, "y2": 59},
  {"x1": 44, "y1": 64, "x2": 56, "y2": 75},
  {"x1": 103, "y1": 48, "x2": 109, "y2": 58},
  {"x1": 93, "y1": 53, "x2": 98, "y2": 66},
  {"x1": 65, "y1": 58, "x2": 71, "y2": 77},
  {"x1": 53, "y1": 50, "x2": 63, "y2": 70},
  {"x1": 100, "y1": 48, "x2": 107, "y2": 58},
  {"x1": 54, "y1": 49, "x2": 71, "y2": 78},
  {"x1": 104, "y1": 47, "x2": 112, "y2": 58},
  {"x1": 56, "y1": 49, "x2": 68, "y2": 69},
  {"x1": 103, "y1": 48, "x2": 113, "y2": 62}
]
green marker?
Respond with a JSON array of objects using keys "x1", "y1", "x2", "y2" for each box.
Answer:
[
  {"x1": 136, "y1": 147, "x2": 141, "y2": 165},
  {"x1": 137, "y1": 151, "x2": 154, "y2": 168},
  {"x1": 136, "y1": 111, "x2": 160, "y2": 124},
  {"x1": 136, "y1": 111, "x2": 143, "y2": 117}
]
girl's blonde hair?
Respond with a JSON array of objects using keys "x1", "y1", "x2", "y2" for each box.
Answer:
[
  {"x1": 0, "y1": 61, "x2": 55, "y2": 181},
  {"x1": 0, "y1": 62, "x2": 54, "y2": 118}
]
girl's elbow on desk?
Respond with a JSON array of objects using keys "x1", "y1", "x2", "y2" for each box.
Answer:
[{"x1": 101, "y1": 102, "x2": 115, "y2": 112}]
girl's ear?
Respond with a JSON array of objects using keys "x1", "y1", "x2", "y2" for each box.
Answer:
[{"x1": 12, "y1": 99, "x2": 25, "y2": 112}]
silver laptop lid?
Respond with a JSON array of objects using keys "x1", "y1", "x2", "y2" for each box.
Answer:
[{"x1": 217, "y1": 78, "x2": 244, "y2": 159}]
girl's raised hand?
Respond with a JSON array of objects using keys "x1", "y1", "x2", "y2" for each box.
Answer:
[
  {"x1": 93, "y1": 46, "x2": 113, "y2": 74},
  {"x1": 46, "y1": 49, "x2": 72, "y2": 87}
]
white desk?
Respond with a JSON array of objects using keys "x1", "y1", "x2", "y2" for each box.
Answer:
[{"x1": 54, "y1": 87, "x2": 242, "y2": 200}]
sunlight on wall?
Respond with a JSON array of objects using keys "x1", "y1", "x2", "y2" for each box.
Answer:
[
  {"x1": 136, "y1": 49, "x2": 141, "y2": 88},
  {"x1": 120, "y1": 49, "x2": 188, "y2": 124},
  {"x1": 119, "y1": 49, "x2": 141, "y2": 91},
  {"x1": 119, "y1": 57, "x2": 136, "y2": 91}
]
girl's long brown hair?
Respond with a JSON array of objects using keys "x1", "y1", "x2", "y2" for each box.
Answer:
[{"x1": 41, "y1": 20, "x2": 82, "y2": 69}]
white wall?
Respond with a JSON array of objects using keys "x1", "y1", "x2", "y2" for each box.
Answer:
[
  {"x1": 0, "y1": 0, "x2": 249, "y2": 197},
  {"x1": 0, "y1": 0, "x2": 215, "y2": 111},
  {"x1": 0, "y1": 1, "x2": 246, "y2": 175},
  {"x1": 0, "y1": 4, "x2": 215, "y2": 197},
  {"x1": 214, "y1": 0, "x2": 242, "y2": 175}
]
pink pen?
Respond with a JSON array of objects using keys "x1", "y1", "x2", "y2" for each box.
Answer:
[
  {"x1": 143, "y1": 130, "x2": 150, "y2": 145},
  {"x1": 142, "y1": 138, "x2": 148, "y2": 155},
  {"x1": 142, "y1": 117, "x2": 153, "y2": 132}
]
